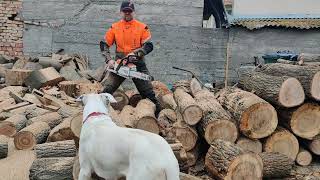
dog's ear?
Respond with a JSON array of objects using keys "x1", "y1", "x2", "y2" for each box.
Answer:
[
  {"x1": 100, "y1": 93, "x2": 117, "y2": 103},
  {"x1": 76, "y1": 95, "x2": 84, "y2": 102}
]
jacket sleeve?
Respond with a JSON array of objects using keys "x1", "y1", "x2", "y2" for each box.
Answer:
[
  {"x1": 104, "y1": 25, "x2": 115, "y2": 47},
  {"x1": 141, "y1": 26, "x2": 152, "y2": 44}
]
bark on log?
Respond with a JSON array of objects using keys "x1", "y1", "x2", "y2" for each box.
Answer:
[
  {"x1": 308, "y1": 135, "x2": 320, "y2": 155},
  {"x1": 159, "y1": 93, "x2": 177, "y2": 110},
  {"x1": 25, "y1": 67, "x2": 65, "y2": 89},
  {"x1": 258, "y1": 63, "x2": 320, "y2": 101},
  {"x1": 119, "y1": 105, "x2": 137, "y2": 128},
  {"x1": 0, "y1": 115, "x2": 27, "y2": 137},
  {"x1": 151, "y1": 80, "x2": 171, "y2": 97},
  {"x1": 125, "y1": 90, "x2": 142, "y2": 107},
  {"x1": 195, "y1": 89, "x2": 238, "y2": 144},
  {"x1": 27, "y1": 112, "x2": 62, "y2": 129},
  {"x1": 174, "y1": 88, "x2": 203, "y2": 125},
  {"x1": 190, "y1": 78, "x2": 202, "y2": 97},
  {"x1": 298, "y1": 53, "x2": 320, "y2": 65},
  {"x1": 170, "y1": 142, "x2": 188, "y2": 164},
  {"x1": 264, "y1": 127, "x2": 299, "y2": 160},
  {"x1": 278, "y1": 103, "x2": 320, "y2": 140},
  {"x1": 47, "y1": 117, "x2": 74, "y2": 142},
  {"x1": 186, "y1": 143, "x2": 200, "y2": 167},
  {"x1": 205, "y1": 139, "x2": 263, "y2": 180},
  {"x1": 29, "y1": 157, "x2": 74, "y2": 180},
  {"x1": 236, "y1": 136, "x2": 262, "y2": 153},
  {"x1": 38, "y1": 57, "x2": 63, "y2": 71},
  {"x1": 5, "y1": 69, "x2": 33, "y2": 86},
  {"x1": 239, "y1": 71, "x2": 305, "y2": 108},
  {"x1": 0, "y1": 98, "x2": 15, "y2": 111},
  {"x1": 35, "y1": 140, "x2": 76, "y2": 158},
  {"x1": 173, "y1": 80, "x2": 191, "y2": 93},
  {"x1": 217, "y1": 88, "x2": 278, "y2": 139},
  {"x1": 158, "y1": 109, "x2": 176, "y2": 136},
  {"x1": 0, "y1": 135, "x2": 9, "y2": 159},
  {"x1": 179, "y1": 173, "x2": 202, "y2": 180},
  {"x1": 58, "y1": 81, "x2": 78, "y2": 97},
  {"x1": 296, "y1": 148, "x2": 312, "y2": 166},
  {"x1": 259, "y1": 152, "x2": 294, "y2": 178},
  {"x1": 111, "y1": 90, "x2": 129, "y2": 111},
  {"x1": 14, "y1": 121, "x2": 51, "y2": 150},
  {"x1": 135, "y1": 99, "x2": 159, "y2": 134}
]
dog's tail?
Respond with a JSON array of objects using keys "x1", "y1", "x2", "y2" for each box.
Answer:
[{"x1": 164, "y1": 165, "x2": 180, "y2": 180}]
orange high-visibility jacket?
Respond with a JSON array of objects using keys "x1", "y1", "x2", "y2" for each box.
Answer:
[{"x1": 104, "y1": 19, "x2": 151, "y2": 55}]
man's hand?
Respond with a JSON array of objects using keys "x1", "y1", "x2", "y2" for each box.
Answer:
[{"x1": 126, "y1": 53, "x2": 139, "y2": 64}]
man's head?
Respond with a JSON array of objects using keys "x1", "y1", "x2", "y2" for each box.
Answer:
[{"x1": 120, "y1": 1, "x2": 135, "y2": 22}]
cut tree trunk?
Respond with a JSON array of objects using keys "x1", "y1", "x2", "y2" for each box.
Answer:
[
  {"x1": 236, "y1": 136, "x2": 262, "y2": 153},
  {"x1": 25, "y1": 67, "x2": 65, "y2": 89},
  {"x1": 298, "y1": 53, "x2": 320, "y2": 65},
  {"x1": 0, "y1": 115, "x2": 27, "y2": 137},
  {"x1": 29, "y1": 157, "x2": 74, "y2": 180},
  {"x1": 151, "y1": 80, "x2": 171, "y2": 98},
  {"x1": 195, "y1": 89, "x2": 238, "y2": 144},
  {"x1": 239, "y1": 71, "x2": 305, "y2": 108},
  {"x1": 27, "y1": 112, "x2": 62, "y2": 129},
  {"x1": 296, "y1": 148, "x2": 312, "y2": 166},
  {"x1": 5, "y1": 69, "x2": 32, "y2": 86},
  {"x1": 35, "y1": 140, "x2": 76, "y2": 158},
  {"x1": 135, "y1": 99, "x2": 159, "y2": 134},
  {"x1": 70, "y1": 113, "x2": 82, "y2": 149},
  {"x1": 118, "y1": 105, "x2": 137, "y2": 128},
  {"x1": 217, "y1": 87, "x2": 278, "y2": 139},
  {"x1": 159, "y1": 93, "x2": 177, "y2": 110},
  {"x1": 170, "y1": 142, "x2": 188, "y2": 164},
  {"x1": 278, "y1": 103, "x2": 320, "y2": 140},
  {"x1": 38, "y1": 57, "x2": 63, "y2": 71},
  {"x1": 0, "y1": 135, "x2": 9, "y2": 159},
  {"x1": 258, "y1": 63, "x2": 320, "y2": 101},
  {"x1": 14, "y1": 121, "x2": 51, "y2": 150},
  {"x1": 205, "y1": 139, "x2": 263, "y2": 180},
  {"x1": 76, "y1": 82, "x2": 103, "y2": 97},
  {"x1": 259, "y1": 152, "x2": 294, "y2": 178},
  {"x1": 264, "y1": 127, "x2": 299, "y2": 160},
  {"x1": 125, "y1": 90, "x2": 142, "y2": 107},
  {"x1": 308, "y1": 135, "x2": 320, "y2": 155},
  {"x1": 189, "y1": 78, "x2": 202, "y2": 97},
  {"x1": 174, "y1": 88, "x2": 203, "y2": 125},
  {"x1": 47, "y1": 117, "x2": 74, "y2": 142},
  {"x1": 110, "y1": 89, "x2": 129, "y2": 111},
  {"x1": 58, "y1": 81, "x2": 79, "y2": 97}
]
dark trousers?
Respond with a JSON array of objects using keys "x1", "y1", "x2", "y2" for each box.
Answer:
[{"x1": 102, "y1": 56, "x2": 161, "y2": 116}]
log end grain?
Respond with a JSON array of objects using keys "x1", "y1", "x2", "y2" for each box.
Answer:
[
  {"x1": 13, "y1": 131, "x2": 36, "y2": 150},
  {"x1": 264, "y1": 128, "x2": 299, "y2": 160},
  {"x1": 173, "y1": 126, "x2": 198, "y2": 151},
  {"x1": 204, "y1": 119, "x2": 238, "y2": 144},
  {"x1": 182, "y1": 105, "x2": 203, "y2": 125},
  {"x1": 291, "y1": 103, "x2": 320, "y2": 139},
  {"x1": 241, "y1": 103, "x2": 278, "y2": 139},
  {"x1": 135, "y1": 116, "x2": 160, "y2": 134},
  {"x1": 279, "y1": 77, "x2": 305, "y2": 107},
  {"x1": 0, "y1": 122, "x2": 16, "y2": 137},
  {"x1": 111, "y1": 90, "x2": 129, "y2": 111},
  {"x1": 309, "y1": 136, "x2": 320, "y2": 155},
  {"x1": 311, "y1": 71, "x2": 320, "y2": 100},
  {"x1": 236, "y1": 137, "x2": 262, "y2": 153},
  {"x1": 296, "y1": 149, "x2": 312, "y2": 166}
]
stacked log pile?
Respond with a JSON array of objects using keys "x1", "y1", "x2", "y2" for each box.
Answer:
[{"x1": 0, "y1": 53, "x2": 319, "y2": 180}]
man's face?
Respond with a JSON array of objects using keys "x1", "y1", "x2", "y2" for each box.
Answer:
[{"x1": 121, "y1": 9, "x2": 134, "y2": 22}]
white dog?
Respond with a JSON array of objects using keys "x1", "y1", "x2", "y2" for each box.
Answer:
[{"x1": 77, "y1": 93, "x2": 180, "y2": 180}]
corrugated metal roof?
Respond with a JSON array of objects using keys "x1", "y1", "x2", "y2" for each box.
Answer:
[{"x1": 228, "y1": 16, "x2": 320, "y2": 30}]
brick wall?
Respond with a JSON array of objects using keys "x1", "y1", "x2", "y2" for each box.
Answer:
[{"x1": 0, "y1": 0, "x2": 23, "y2": 57}]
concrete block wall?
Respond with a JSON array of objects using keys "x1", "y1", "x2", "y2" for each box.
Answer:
[{"x1": 0, "y1": 0, "x2": 23, "y2": 56}]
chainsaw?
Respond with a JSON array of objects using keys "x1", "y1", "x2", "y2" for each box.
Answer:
[{"x1": 99, "y1": 41, "x2": 153, "y2": 81}]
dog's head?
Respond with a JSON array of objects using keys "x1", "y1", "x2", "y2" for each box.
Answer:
[{"x1": 76, "y1": 93, "x2": 117, "y2": 106}]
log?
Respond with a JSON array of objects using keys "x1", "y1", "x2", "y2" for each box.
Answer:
[
  {"x1": 298, "y1": 53, "x2": 320, "y2": 65},
  {"x1": 259, "y1": 152, "x2": 294, "y2": 178},
  {"x1": 35, "y1": 140, "x2": 76, "y2": 158},
  {"x1": 118, "y1": 105, "x2": 136, "y2": 128},
  {"x1": 173, "y1": 80, "x2": 191, "y2": 93},
  {"x1": 264, "y1": 127, "x2": 299, "y2": 160},
  {"x1": 173, "y1": 88, "x2": 203, "y2": 125},
  {"x1": 58, "y1": 81, "x2": 78, "y2": 97},
  {"x1": 110, "y1": 89, "x2": 129, "y2": 111},
  {"x1": 47, "y1": 117, "x2": 74, "y2": 142},
  {"x1": 239, "y1": 71, "x2": 305, "y2": 108},
  {"x1": 38, "y1": 57, "x2": 63, "y2": 71},
  {"x1": 278, "y1": 103, "x2": 320, "y2": 140},
  {"x1": 195, "y1": 89, "x2": 238, "y2": 144},
  {"x1": 170, "y1": 142, "x2": 188, "y2": 164},
  {"x1": 70, "y1": 113, "x2": 82, "y2": 149},
  {"x1": 14, "y1": 121, "x2": 51, "y2": 150},
  {"x1": 23, "y1": 93, "x2": 42, "y2": 106},
  {"x1": 186, "y1": 143, "x2": 200, "y2": 167},
  {"x1": 25, "y1": 67, "x2": 65, "y2": 89},
  {"x1": 151, "y1": 80, "x2": 171, "y2": 97},
  {"x1": 5, "y1": 69, "x2": 33, "y2": 86},
  {"x1": 0, "y1": 98, "x2": 15, "y2": 111},
  {"x1": 236, "y1": 136, "x2": 262, "y2": 153},
  {"x1": 158, "y1": 109, "x2": 176, "y2": 136},
  {"x1": 277, "y1": 59, "x2": 297, "y2": 65},
  {"x1": 125, "y1": 90, "x2": 142, "y2": 107},
  {"x1": 0, "y1": 63, "x2": 14, "y2": 69},
  {"x1": 23, "y1": 62, "x2": 43, "y2": 71},
  {"x1": 159, "y1": 93, "x2": 177, "y2": 110},
  {"x1": 179, "y1": 172, "x2": 202, "y2": 180},
  {"x1": 29, "y1": 157, "x2": 74, "y2": 180},
  {"x1": 2, "y1": 102, "x2": 30, "y2": 112},
  {"x1": 308, "y1": 135, "x2": 320, "y2": 155},
  {"x1": 0, "y1": 115, "x2": 27, "y2": 137},
  {"x1": 73, "y1": 155, "x2": 80, "y2": 180},
  {"x1": 135, "y1": 99, "x2": 159, "y2": 134},
  {"x1": 59, "y1": 65, "x2": 82, "y2": 81},
  {"x1": 205, "y1": 139, "x2": 263, "y2": 179},
  {"x1": 27, "y1": 112, "x2": 62, "y2": 129},
  {"x1": 189, "y1": 78, "x2": 202, "y2": 97},
  {"x1": 217, "y1": 88, "x2": 278, "y2": 139},
  {"x1": 258, "y1": 63, "x2": 320, "y2": 101},
  {"x1": 0, "y1": 135, "x2": 9, "y2": 159},
  {"x1": 296, "y1": 148, "x2": 312, "y2": 166}
]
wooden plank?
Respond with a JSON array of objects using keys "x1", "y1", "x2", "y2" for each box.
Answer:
[
  {"x1": 25, "y1": 67, "x2": 65, "y2": 90},
  {"x1": 3, "y1": 102, "x2": 30, "y2": 112}
]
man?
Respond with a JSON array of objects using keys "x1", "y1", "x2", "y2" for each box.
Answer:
[{"x1": 102, "y1": 0, "x2": 161, "y2": 116}]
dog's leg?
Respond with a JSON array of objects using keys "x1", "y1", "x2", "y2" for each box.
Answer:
[{"x1": 79, "y1": 168, "x2": 92, "y2": 180}]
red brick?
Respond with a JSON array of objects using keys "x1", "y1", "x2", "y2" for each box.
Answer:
[{"x1": 15, "y1": 43, "x2": 22, "y2": 48}]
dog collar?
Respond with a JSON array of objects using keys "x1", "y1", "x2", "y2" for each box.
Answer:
[{"x1": 83, "y1": 112, "x2": 106, "y2": 124}]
